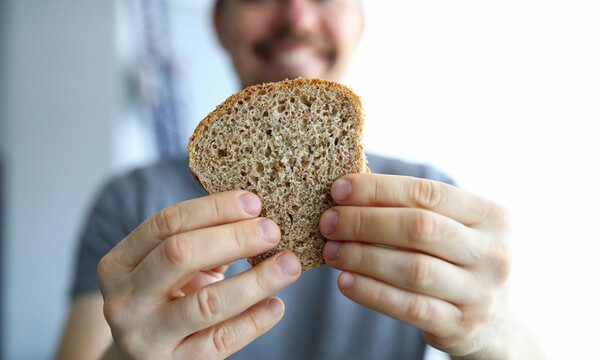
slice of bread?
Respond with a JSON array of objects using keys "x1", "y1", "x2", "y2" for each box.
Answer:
[{"x1": 187, "y1": 78, "x2": 367, "y2": 270}]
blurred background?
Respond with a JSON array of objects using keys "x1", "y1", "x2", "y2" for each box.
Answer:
[{"x1": 1, "y1": 0, "x2": 598, "y2": 359}]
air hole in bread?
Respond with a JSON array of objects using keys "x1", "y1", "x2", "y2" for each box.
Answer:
[{"x1": 301, "y1": 94, "x2": 312, "y2": 107}]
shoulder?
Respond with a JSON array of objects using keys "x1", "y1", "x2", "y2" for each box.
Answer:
[{"x1": 365, "y1": 152, "x2": 457, "y2": 186}]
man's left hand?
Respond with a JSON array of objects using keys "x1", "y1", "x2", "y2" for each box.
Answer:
[{"x1": 320, "y1": 173, "x2": 513, "y2": 359}]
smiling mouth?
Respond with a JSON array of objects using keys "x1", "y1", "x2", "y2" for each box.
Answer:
[
  {"x1": 271, "y1": 48, "x2": 324, "y2": 67},
  {"x1": 255, "y1": 36, "x2": 332, "y2": 70}
]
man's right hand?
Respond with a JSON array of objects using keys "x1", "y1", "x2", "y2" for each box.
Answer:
[{"x1": 97, "y1": 190, "x2": 301, "y2": 360}]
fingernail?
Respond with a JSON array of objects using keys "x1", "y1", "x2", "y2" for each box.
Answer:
[
  {"x1": 277, "y1": 253, "x2": 299, "y2": 276},
  {"x1": 268, "y1": 298, "x2": 284, "y2": 316},
  {"x1": 324, "y1": 241, "x2": 341, "y2": 260},
  {"x1": 331, "y1": 179, "x2": 351, "y2": 202},
  {"x1": 320, "y1": 209, "x2": 338, "y2": 235},
  {"x1": 258, "y1": 219, "x2": 279, "y2": 243},
  {"x1": 240, "y1": 193, "x2": 260, "y2": 214},
  {"x1": 339, "y1": 272, "x2": 355, "y2": 290}
]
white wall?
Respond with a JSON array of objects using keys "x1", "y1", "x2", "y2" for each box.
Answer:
[
  {"x1": 346, "y1": 2, "x2": 600, "y2": 359},
  {"x1": 1, "y1": 0, "x2": 599, "y2": 359},
  {"x1": 0, "y1": 1, "x2": 8, "y2": 356},
  {"x1": 0, "y1": 1, "x2": 235, "y2": 359},
  {"x1": 1, "y1": 1, "x2": 117, "y2": 359}
]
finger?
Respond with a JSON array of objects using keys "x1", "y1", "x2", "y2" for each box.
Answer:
[
  {"x1": 331, "y1": 174, "x2": 495, "y2": 226},
  {"x1": 132, "y1": 217, "x2": 281, "y2": 297},
  {"x1": 320, "y1": 206, "x2": 483, "y2": 265},
  {"x1": 178, "y1": 269, "x2": 227, "y2": 297},
  {"x1": 174, "y1": 297, "x2": 285, "y2": 360},
  {"x1": 336, "y1": 271, "x2": 461, "y2": 338},
  {"x1": 111, "y1": 191, "x2": 262, "y2": 269},
  {"x1": 324, "y1": 241, "x2": 478, "y2": 304},
  {"x1": 157, "y1": 253, "x2": 300, "y2": 345}
]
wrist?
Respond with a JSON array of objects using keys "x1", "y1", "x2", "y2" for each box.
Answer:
[
  {"x1": 449, "y1": 317, "x2": 545, "y2": 360},
  {"x1": 101, "y1": 342, "x2": 128, "y2": 360}
]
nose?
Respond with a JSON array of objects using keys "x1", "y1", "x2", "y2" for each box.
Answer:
[{"x1": 280, "y1": 0, "x2": 319, "y2": 32}]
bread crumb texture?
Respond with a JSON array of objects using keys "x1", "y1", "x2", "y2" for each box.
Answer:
[{"x1": 188, "y1": 78, "x2": 366, "y2": 270}]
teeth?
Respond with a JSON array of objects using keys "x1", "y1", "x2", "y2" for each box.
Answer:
[{"x1": 273, "y1": 50, "x2": 314, "y2": 67}]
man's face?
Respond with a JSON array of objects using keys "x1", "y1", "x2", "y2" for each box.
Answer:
[{"x1": 215, "y1": 0, "x2": 364, "y2": 88}]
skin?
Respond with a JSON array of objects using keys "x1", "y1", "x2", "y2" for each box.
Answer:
[
  {"x1": 320, "y1": 175, "x2": 517, "y2": 359},
  {"x1": 214, "y1": 0, "x2": 364, "y2": 88},
  {"x1": 55, "y1": 0, "x2": 545, "y2": 359}
]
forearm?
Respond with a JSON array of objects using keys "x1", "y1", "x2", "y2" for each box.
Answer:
[{"x1": 53, "y1": 294, "x2": 112, "y2": 360}]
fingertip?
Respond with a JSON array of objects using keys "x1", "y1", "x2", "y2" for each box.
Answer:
[
  {"x1": 323, "y1": 240, "x2": 341, "y2": 261},
  {"x1": 338, "y1": 272, "x2": 355, "y2": 290},
  {"x1": 320, "y1": 209, "x2": 338, "y2": 235},
  {"x1": 266, "y1": 297, "x2": 284, "y2": 316},
  {"x1": 331, "y1": 178, "x2": 351, "y2": 202},
  {"x1": 239, "y1": 192, "x2": 261, "y2": 215},
  {"x1": 258, "y1": 219, "x2": 280, "y2": 243},
  {"x1": 276, "y1": 252, "x2": 301, "y2": 277}
]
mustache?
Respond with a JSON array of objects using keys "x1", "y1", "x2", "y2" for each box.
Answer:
[{"x1": 254, "y1": 32, "x2": 333, "y2": 56}]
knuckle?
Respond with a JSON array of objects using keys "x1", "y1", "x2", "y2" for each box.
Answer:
[
  {"x1": 196, "y1": 286, "x2": 222, "y2": 322},
  {"x1": 102, "y1": 298, "x2": 119, "y2": 325},
  {"x1": 365, "y1": 281, "x2": 384, "y2": 306},
  {"x1": 103, "y1": 295, "x2": 128, "y2": 329},
  {"x1": 246, "y1": 310, "x2": 265, "y2": 334},
  {"x1": 349, "y1": 242, "x2": 368, "y2": 269},
  {"x1": 209, "y1": 195, "x2": 225, "y2": 220},
  {"x1": 407, "y1": 294, "x2": 429, "y2": 322},
  {"x1": 459, "y1": 292, "x2": 495, "y2": 335},
  {"x1": 211, "y1": 325, "x2": 238, "y2": 354},
  {"x1": 460, "y1": 305, "x2": 489, "y2": 335},
  {"x1": 369, "y1": 175, "x2": 381, "y2": 203},
  {"x1": 97, "y1": 255, "x2": 114, "y2": 286},
  {"x1": 413, "y1": 179, "x2": 443, "y2": 209},
  {"x1": 493, "y1": 203, "x2": 513, "y2": 235},
  {"x1": 406, "y1": 256, "x2": 433, "y2": 289},
  {"x1": 152, "y1": 205, "x2": 184, "y2": 237},
  {"x1": 408, "y1": 211, "x2": 435, "y2": 245},
  {"x1": 250, "y1": 265, "x2": 272, "y2": 294},
  {"x1": 465, "y1": 239, "x2": 486, "y2": 263},
  {"x1": 231, "y1": 222, "x2": 249, "y2": 250},
  {"x1": 492, "y1": 241, "x2": 513, "y2": 282},
  {"x1": 351, "y1": 209, "x2": 367, "y2": 240},
  {"x1": 162, "y1": 235, "x2": 193, "y2": 268}
]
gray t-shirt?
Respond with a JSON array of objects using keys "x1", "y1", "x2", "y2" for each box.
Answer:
[{"x1": 72, "y1": 153, "x2": 455, "y2": 360}]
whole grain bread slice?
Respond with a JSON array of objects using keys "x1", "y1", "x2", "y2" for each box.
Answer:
[{"x1": 187, "y1": 78, "x2": 367, "y2": 270}]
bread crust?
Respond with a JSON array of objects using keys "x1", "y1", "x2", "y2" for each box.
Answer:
[{"x1": 188, "y1": 78, "x2": 367, "y2": 270}]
